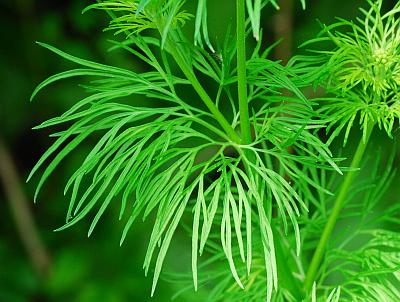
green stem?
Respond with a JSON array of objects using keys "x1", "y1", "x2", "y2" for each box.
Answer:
[
  {"x1": 304, "y1": 124, "x2": 374, "y2": 292},
  {"x1": 168, "y1": 43, "x2": 241, "y2": 144},
  {"x1": 236, "y1": 0, "x2": 252, "y2": 145},
  {"x1": 236, "y1": 3, "x2": 301, "y2": 296}
]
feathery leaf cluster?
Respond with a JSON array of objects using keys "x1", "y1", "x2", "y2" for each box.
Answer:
[
  {"x1": 29, "y1": 0, "x2": 337, "y2": 297},
  {"x1": 292, "y1": 0, "x2": 400, "y2": 145},
  {"x1": 29, "y1": 0, "x2": 400, "y2": 301},
  {"x1": 176, "y1": 149, "x2": 398, "y2": 302}
]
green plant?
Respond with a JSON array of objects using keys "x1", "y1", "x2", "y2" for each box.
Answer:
[
  {"x1": 29, "y1": 0, "x2": 400, "y2": 301},
  {"x1": 293, "y1": 0, "x2": 400, "y2": 294}
]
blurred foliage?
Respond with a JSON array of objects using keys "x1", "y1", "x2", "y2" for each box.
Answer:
[{"x1": 0, "y1": 0, "x2": 399, "y2": 301}]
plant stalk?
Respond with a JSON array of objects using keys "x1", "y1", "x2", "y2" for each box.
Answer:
[
  {"x1": 236, "y1": 0, "x2": 252, "y2": 145},
  {"x1": 304, "y1": 124, "x2": 374, "y2": 292},
  {"x1": 237, "y1": 2, "x2": 304, "y2": 297},
  {"x1": 236, "y1": 2, "x2": 302, "y2": 298}
]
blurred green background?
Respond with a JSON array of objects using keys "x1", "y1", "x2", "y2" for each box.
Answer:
[{"x1": 0, "y1": 0, "x2": 398, "y2": 301}]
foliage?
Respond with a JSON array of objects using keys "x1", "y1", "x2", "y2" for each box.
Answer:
[
  {"x1": 169, "y1": 149, "x2": 398, "y2": 302},
  {"x1": 27, "y1": 0, "x2": 400, "y2": 301},
  {"x1": 291, "y1": 0, "x2": 400, "y2": 145}
]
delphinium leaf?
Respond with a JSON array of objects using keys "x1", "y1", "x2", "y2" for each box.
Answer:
[
  {"x1": 292, "y1": 0, "x2": 400, "y2": 145},
  {"x1": 194, "y1": 0, "x2": 214, "y2": 52},
  {"x1": 188, "y1": 151, "x2": 397, "y2": 302},
  {"x1": 30, "y1": 1, "x2": 340, "y2": 300}
]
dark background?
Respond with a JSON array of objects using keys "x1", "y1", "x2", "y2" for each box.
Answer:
[{"x1": 0, "y1": 1, "x2": 398, "y2": 301}]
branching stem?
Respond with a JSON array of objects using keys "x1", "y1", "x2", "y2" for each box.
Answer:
[
  {"x1": 168, "y1": 43, "x2": 241, "y2": 144},
  {"x1": 100, "y1": 4, "x2": 241, "y2": 144},
  {"x1": 304, "y1": 123, "x2": 375, "y2": 292}
]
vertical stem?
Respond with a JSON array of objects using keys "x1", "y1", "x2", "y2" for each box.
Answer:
[
  {"x1": 237, "y1": 0, "x2": 252, "y2": 145},
  {"x1": 304, "y1": 124, "x2": 374, "y2": 292},
  {"x1": 237, "y1": 2, "x2": 302, "y2": 298}
]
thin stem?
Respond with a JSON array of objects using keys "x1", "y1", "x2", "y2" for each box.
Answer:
[
  {"x1": 168, "y1": 43, "x2": 241, "y2": 144},
  {"x1": 304, "y1": 124, "x2": 374, "y2": 292},
  {"x1": 236, "y1": 2, "x2": 300, "y2": 296},
  {"x1": 236, "y1": 0, "x2": 301, "y2": 290},
  {"x1": 237, "y1": 0, "x2": 252, "y2": 145}
]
